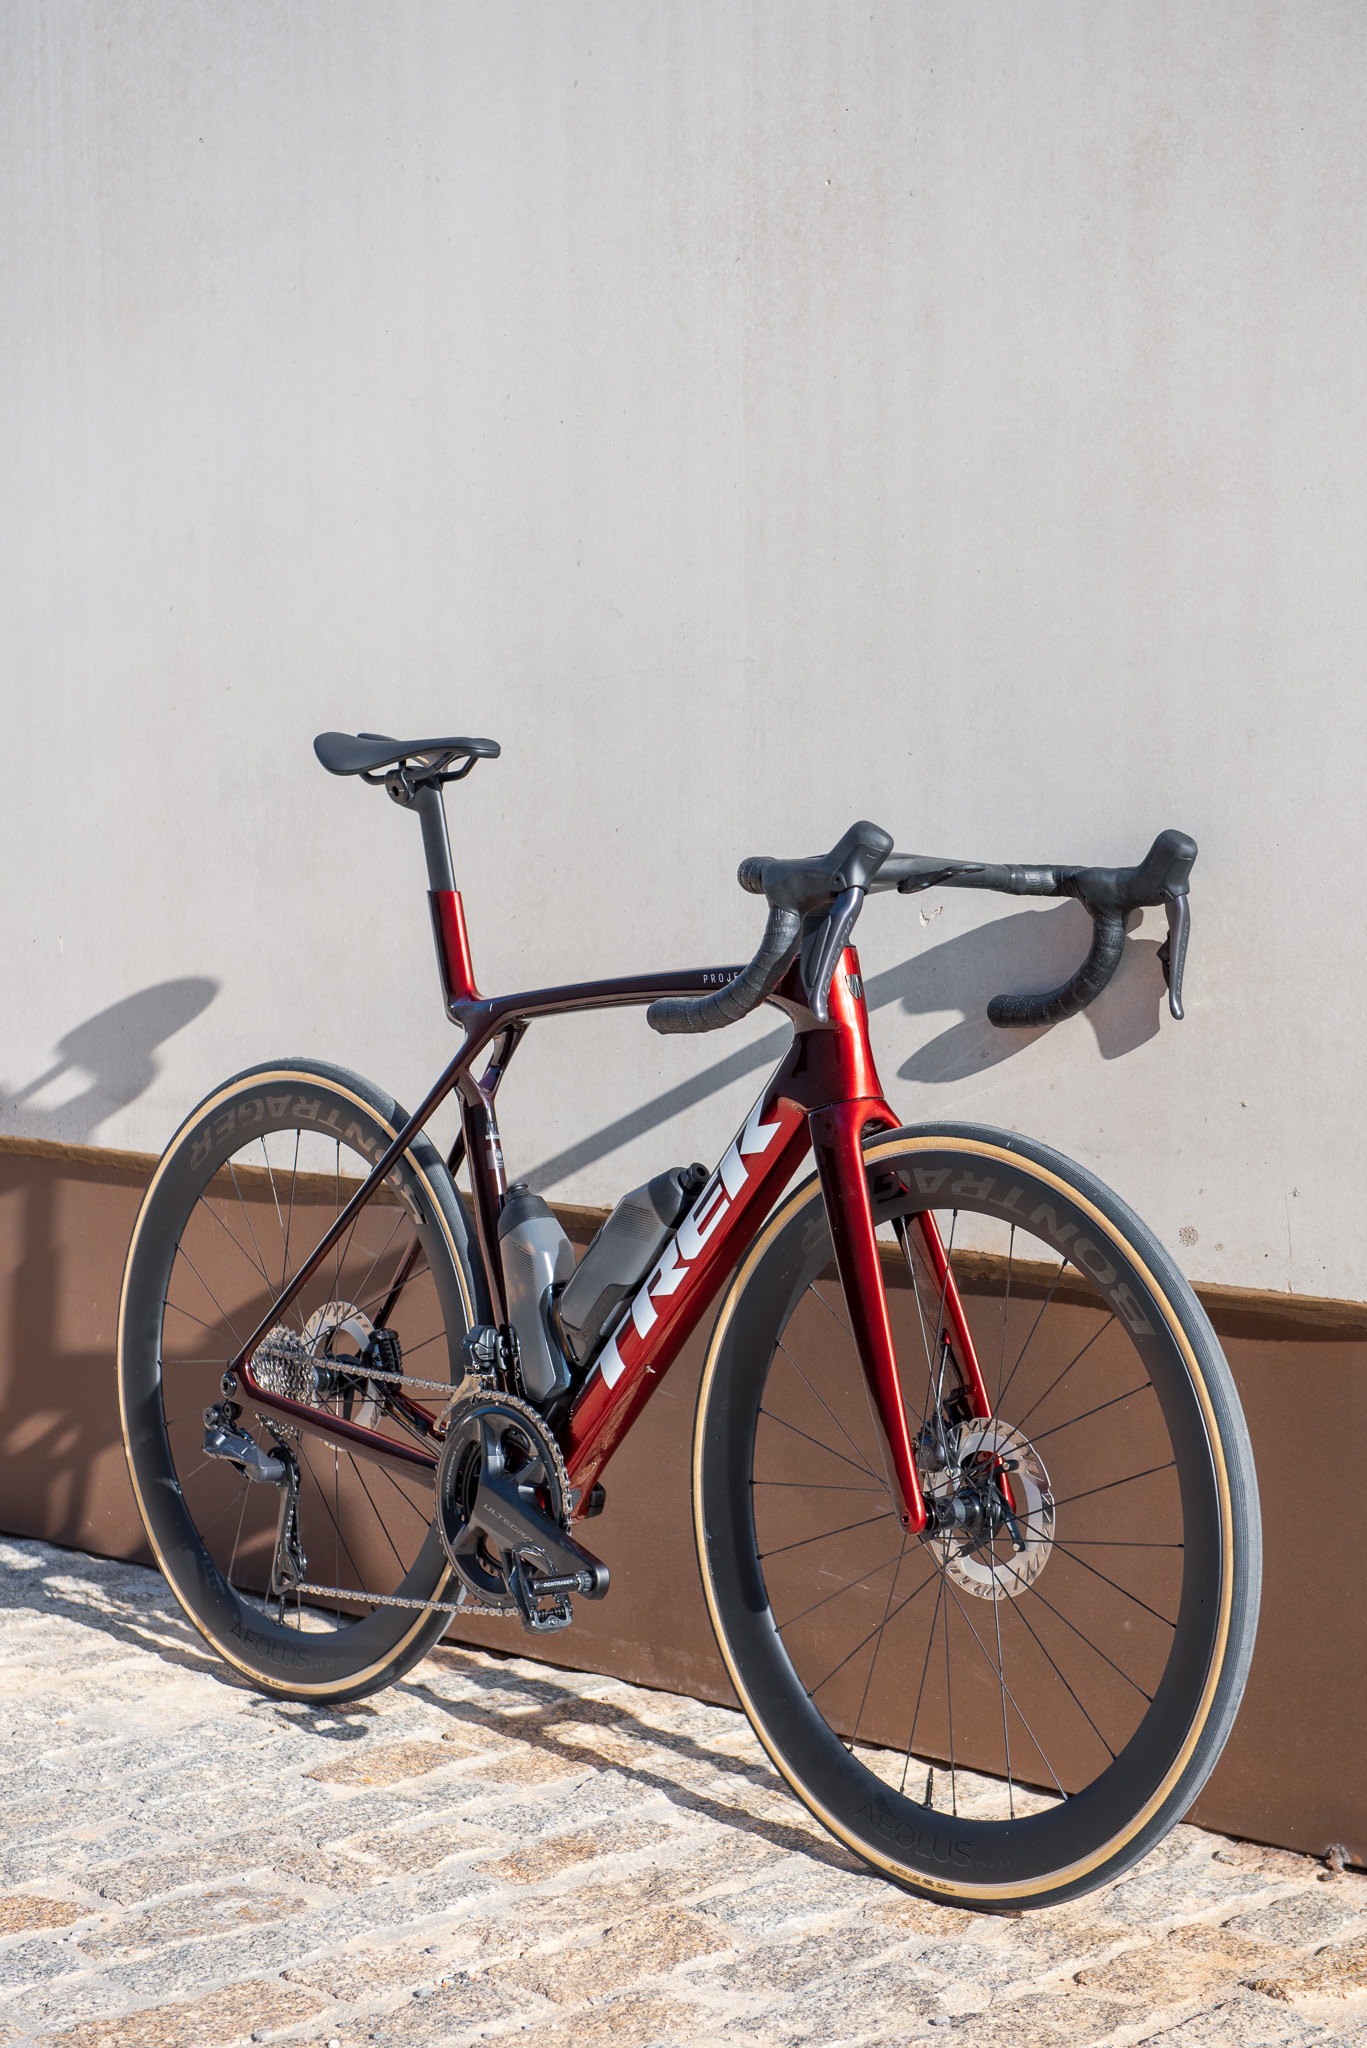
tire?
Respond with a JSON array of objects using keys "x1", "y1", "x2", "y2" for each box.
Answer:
[
  {"x1": 694, "y1": 1122, "x2": 1260, "y2": 1911},
  {"x1": 118, "y1": 1060, "x2": 487, "y2": 1703}
]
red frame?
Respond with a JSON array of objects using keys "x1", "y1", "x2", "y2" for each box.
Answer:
[{"x1": 226, "y1": 882, "x2": 991, "y2": 1535}]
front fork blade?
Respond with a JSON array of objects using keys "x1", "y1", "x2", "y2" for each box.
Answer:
[{"x1": 810, "y1": 1103, "x2": 927, "y2": 1533}]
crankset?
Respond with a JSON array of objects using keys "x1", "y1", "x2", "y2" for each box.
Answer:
[{"x1": 435, "y1": 1393, "x2": 608, "y2": 1635}]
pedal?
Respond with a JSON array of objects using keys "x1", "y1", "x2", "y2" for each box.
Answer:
[{"x1": 505, "y1": 1556, "x2": 575, "y2": 1634}]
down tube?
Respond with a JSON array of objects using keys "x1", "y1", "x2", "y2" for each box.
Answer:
[{"x1": 562, "y1": 1091, "x2": 812, "y2": 1503}]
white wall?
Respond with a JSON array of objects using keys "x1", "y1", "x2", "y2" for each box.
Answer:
[{"x1": 2, "y1": 2, "x2": 1364, "y2": 1301}]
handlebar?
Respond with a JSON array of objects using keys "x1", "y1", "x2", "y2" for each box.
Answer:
[{"x1": 645, "y1": 823, "x2": 1196, "y2": 1037}]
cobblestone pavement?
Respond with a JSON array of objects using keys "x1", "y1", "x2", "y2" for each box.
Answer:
[{"x1": 0, "y1": 1538, "x2": 1364, "y2": 2048}]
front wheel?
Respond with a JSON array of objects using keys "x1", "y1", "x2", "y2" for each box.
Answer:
[
  {"x1": 118, "y1": 1060, "x2": 485, "y2": 1703},
  {"x1": 694, "y1": 1123, "x2": 1260, "y2": 1911}
]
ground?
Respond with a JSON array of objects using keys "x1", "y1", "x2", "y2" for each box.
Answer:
[{"x1": 0, "y1": 1538, "x2": 1363, "y2": 2048}]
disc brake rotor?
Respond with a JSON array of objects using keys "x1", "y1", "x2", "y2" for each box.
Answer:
[
  {"x1": 303, "y1": 1300, "x2": 381, "y2": 1427},
  {"x1": 922, "y1": 1417, "x2": 1055, "y2": 1601}
]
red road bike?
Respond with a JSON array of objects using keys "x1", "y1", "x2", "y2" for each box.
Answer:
[{"x1": 118, "y1": 732, "x2": 1259, "y2": 1910}]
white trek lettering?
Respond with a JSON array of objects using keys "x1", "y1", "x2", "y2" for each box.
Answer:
[{"x1": 624, "y1": 1096, "x2": 784, "y2": 1348}]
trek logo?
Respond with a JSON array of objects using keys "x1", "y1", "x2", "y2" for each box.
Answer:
[{"x1": 595, "y1": 1096, "x2": 784, "y2": 1390}]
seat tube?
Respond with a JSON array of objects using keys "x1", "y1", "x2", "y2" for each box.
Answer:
[{"x1": 809, "y1": 1099, "x2": 928, "y2": 1534}]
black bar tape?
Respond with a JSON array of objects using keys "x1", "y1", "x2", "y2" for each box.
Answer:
[
  {"x1": 647, "y1": 905, "x2": 803, "y2": 1035},
  {"x1": 987, "y1": 906, "x2": 1126, "y2": 1028}
]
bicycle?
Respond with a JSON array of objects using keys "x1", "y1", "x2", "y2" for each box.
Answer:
[{"x1": 117, "y1": 731, "x2": 1260, "y2": 1911}]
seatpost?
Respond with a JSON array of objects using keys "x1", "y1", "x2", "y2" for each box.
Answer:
[
  {"x1": 387, "y1": 775, "x2": 479, "y2": 1011},
  {"x1": 412, "y1": 783, "x2": 455, "y2": 891}
]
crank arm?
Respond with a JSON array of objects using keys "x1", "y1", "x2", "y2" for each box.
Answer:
[{"x1": 471, "y1": 1459, "x2": 609, "y2": 1599}]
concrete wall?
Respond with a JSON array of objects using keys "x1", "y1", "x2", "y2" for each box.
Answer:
[{"x1": 3, "y1": 2, "x2": 1365, "y2": 1301}]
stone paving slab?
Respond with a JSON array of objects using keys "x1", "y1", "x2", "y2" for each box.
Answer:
[{"x1": 0, "y1": 1537, "x2": 1363, "y2": 2048}]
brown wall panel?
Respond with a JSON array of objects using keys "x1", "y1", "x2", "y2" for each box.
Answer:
[{"x1": 0, "y1": 1137, "x2": 1361, "y2": 1865}]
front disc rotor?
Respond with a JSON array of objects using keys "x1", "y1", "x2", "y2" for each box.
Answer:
[{"x1": 923, "y1": 1417, "x2": 1055, "y2": 1600}]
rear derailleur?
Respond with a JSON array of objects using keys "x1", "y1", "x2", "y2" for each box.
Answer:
[{"x1": 202, "y1": 1400, "x2": 306, "y2": 1615}]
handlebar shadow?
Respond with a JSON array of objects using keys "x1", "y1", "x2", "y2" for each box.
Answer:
[{"x1": 893, "y1": 901, "x2": 1165, "y2": 1085}]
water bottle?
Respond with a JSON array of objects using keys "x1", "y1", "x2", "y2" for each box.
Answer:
[
  {"x1": 554, "y1": 1163, "x2": 708, "y2": 1371},
  {"x1": 497, "y1": 1185, "x2": 576, "y2": 1403}
]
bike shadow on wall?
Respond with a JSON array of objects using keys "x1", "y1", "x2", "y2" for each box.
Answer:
[
  {"x1": 526, "y1": 902, "x2": 1166, "y2": 1189},
  {"x1": 0, "y1": 979, "x2": 219, "y2": 1561}
]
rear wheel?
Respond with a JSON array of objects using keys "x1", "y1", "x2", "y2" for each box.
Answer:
[
  {"x1": 694, "y1": 1123, "x2": 1260, "y2": 1910},
  {"x1": 118, "y1": 1060, "x2": 484, "y2": 1702}
]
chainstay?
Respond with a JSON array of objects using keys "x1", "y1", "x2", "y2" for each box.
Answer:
[{"x1": 289, "y1": 1579, "x2": 518, "y2": 1618}]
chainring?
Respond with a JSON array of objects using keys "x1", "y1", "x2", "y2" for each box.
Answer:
[{"x1": 435, "y1": 1393, "x2": 572, "y2": 1610}]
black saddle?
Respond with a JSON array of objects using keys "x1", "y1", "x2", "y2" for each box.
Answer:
[{"x1": 314, "y1": 731, "x2": 500, "y2": 785}]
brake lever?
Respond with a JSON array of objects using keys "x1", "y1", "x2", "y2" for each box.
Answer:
[
  {"x1": 1156, "y1": 892, "x2": 1190, "y2": 1021},
  {"x1": 805, "y1": 886, "x2": 865, "y2": 1024}
]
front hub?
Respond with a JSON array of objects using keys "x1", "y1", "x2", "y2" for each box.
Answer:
[{"x1": 920, "y1": 1417, "x2": 1055, "y2": 1600}]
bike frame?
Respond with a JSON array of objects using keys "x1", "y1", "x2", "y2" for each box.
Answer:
[{"x1": 226, "y1": 859, "x2": 991, "y2": 1535}]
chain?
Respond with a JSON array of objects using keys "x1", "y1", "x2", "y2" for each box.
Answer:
[
  {"x1": 324, "y1": 1364, "x2": 455, "y2": 1394},
  {"x1": 290, "y1": 1579, "x2": 517, "y2": 1619}
]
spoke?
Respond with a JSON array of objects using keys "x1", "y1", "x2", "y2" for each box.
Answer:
[
  {"x1": 299, "y1": 1438, "x2": 367, "y2": 1600},
  {"x1": 1019, "y1": 1578, "x2": 1154, "y2": 1702},
  {"x1": 160, "y1": 1300, "x2": 234, "y2": 1339},
  {"x1": 333, "y1": 1141, "x2": 343, "y2": 1303},
  {"x1": 752, "y1": 1479, "x2": 889, "y2": 1495},
  {"x1": 987, "y1": 1546, "x2": 1014, "y2": 1817},
  {"x1": 899, "y1": 1569, "x2": 945, "y2": 1799},
  {"x1": 806, "y1": 1279, "x2": 855, "y2": 1344},
  {"x1": 849, "y1": 1536, "x2": 909, "y2": 1751},
  {"x1": 937, "y1": 1566, "x2": 1069, "y2": 1798},
  {"x1": 281, "y1": 1130, "x2": 301, "y2": 1299},
  {"x1": 942, "y1": 1546, "x2": 956, "y2": 1815},
  {"x1": 929, "y1": 1213, "x2": 960, "y2": 1438},
  {"x1": 1029, "y1": 1383, "x2": 1152, "y2": 1448},
  {"x1": 894, "y1": 1217, "x2": 940, "y2": 1429},
  {"x1": 347, "y1": 1453, "x2": 409, "y2": 1577},
  {"x1": 258, "y1": 1136, "x2": 290, "y2": 1295},
  {"x1": 348, "y1": 1210, "x2": 412, "y2": 1328},
  {"x1": 802, "y1": 1282, "x2": 904, "y2": 1501},
  {"x1": 775, "y1": 1334, "x2": 877, "y2": 1480},
  {"x1": 996, "y1": 1224, "x2": 1016, "y2": 1412},
  {"x1": 169, "y1": 1246, "x2": 244, "y2": 1346},
  {"x1": 758, "y1": 1509, "x2": 898, "y2": 1563},
  {"x1": 996, "y1": 1584, "x2": 1116, "y2": 1768},
  {"x1": 226, "y1": 1488, "x2": 250, "y2": 1590},
  {"x1": 227, "y1": 1159, "x2": 276, "y2": 1295},
  {"x1": 194, "y1": 1192, "x2": 272, "y2": 1290},
  {"x1": 1049, "y1": 1542, "x2": 1178, "y2": 1629},
  {"x1": 995, "y1": 1258, "x2": 1068, "y2": 1413},
  {"x1": 803, "y1": 1568, "x2": 939, "y2": 1703},
  {"x1": 186, "y1": 1482, "x2": 260, "y2": 1545},
  {"x1": 1013, "y1": 1317, "x2": 1117, "y2": 1431},
  {"x1": 367, "y1": 1453, "x2": 437, "y2": 1513},
  {"x1": 758, "y1": 1407, "x2": 883, "y2": 1484},
  {"x1": 771, "y1": 1545, "x2": 908, "y2": 1634},
  {"x1": 1051, "y1": 1462, "x2": 1175, "y2": 1512}
]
